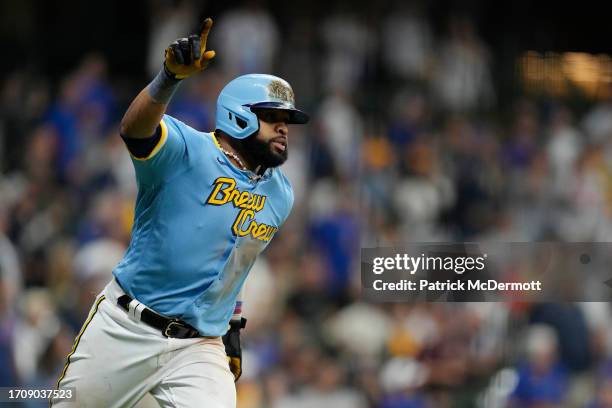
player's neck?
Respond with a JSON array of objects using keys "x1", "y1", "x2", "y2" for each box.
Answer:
[{"x1": 216, "y1": 132, "x2": 254, "y2": 172}]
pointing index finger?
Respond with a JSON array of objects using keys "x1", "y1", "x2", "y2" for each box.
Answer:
[{"x1": 199, "y1": 18, "x2": 213, "y2": 49}]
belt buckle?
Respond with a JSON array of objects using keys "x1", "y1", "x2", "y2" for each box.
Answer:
[{"x1": 163, "y1": 320, "x2": 182, "y2": 338}]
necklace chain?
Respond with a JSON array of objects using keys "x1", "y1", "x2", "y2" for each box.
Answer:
[
  {"x1": 215, "y1": 133, "x2": 262, "y2": 180},
  {"x1": 219, "y1": 146, "x2": 246, "y2": 170}
]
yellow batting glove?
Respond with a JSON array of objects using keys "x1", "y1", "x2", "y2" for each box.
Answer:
[
  {"x1": 164, "y1": 18, "x2": 216, "y2": 80},
  {"x1": 227, "y1": 355, "x2": 242, "y2": 382}
]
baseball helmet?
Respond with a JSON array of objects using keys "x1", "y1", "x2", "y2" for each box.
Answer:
[{"x1": 216, "y1": 74, "x2": 309, "y2": 139}]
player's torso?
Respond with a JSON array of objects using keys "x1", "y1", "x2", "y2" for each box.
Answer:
[{"x1": 114, "y1": 131, "x2": 291, "y2": 329}]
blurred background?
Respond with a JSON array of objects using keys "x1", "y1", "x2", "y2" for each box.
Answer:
[{"x1": 1, "y1": 0, "x2": 612, "y2": 407}]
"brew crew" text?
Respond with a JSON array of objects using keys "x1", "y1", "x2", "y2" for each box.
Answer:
[{"x1": 206, "y1": 177, "x2": 278, "y2": 241}]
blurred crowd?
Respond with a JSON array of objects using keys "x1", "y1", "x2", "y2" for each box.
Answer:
[{"x1": 1, "y1": 1, "x2": 612, "y2": 407}]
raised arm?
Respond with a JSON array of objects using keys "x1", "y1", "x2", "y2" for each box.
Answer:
[{"x1": 120, "y1": 18, "x2": 216, "y2": 139}]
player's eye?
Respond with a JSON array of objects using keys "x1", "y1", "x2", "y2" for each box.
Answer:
[{"x1": 256, "y1": 110, "x2": 288, "y2": 124}]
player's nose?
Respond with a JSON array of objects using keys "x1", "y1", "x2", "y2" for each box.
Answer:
[{"x1": 276, "y1": 122, "x2": 288, "y2": 136}]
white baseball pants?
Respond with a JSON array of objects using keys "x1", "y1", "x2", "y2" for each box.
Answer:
[{"x1": 51, "y1": 279, "x2": 236, "y2": 408}]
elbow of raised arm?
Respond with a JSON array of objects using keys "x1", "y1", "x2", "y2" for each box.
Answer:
[{"x1": 119, "y1": 119, "x2": 130, "y2": 137}]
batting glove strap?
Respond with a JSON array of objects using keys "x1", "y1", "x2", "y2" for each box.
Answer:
[
  {"x1": 222, "y1": 317, "x2": 247, "y2": 382},
  {"x1": 162, "y1": 62, "x2": 182, "y2": 81}
]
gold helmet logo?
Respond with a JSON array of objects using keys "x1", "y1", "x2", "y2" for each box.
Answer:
[{"x1": 268, "y1": 80, "x2": 295, "y2": 104}]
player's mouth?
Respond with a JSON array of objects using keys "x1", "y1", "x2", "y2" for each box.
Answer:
[{"x1": 271, "y1": 137, "x2": 287, "y2": 152}]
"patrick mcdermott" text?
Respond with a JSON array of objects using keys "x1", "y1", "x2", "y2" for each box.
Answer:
[{"x1": 373, "y1": 279, "x2": 542, "y2": 291}]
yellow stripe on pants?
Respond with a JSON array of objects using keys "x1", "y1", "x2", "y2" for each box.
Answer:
[{"x1": 50, "y1": 295, "x2": 106, "y2": 406}]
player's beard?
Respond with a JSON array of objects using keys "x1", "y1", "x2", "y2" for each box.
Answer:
[{"x1": 230, "y1": 132, "x2": 288, "y2": 170}]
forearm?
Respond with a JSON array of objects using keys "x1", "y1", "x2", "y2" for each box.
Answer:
[
  {"x1": 119, "y1": 89, "x2": 165, "y2": 139},
  {"x1": 120, "y1": 70, "x2": 181, "y2": 139}
]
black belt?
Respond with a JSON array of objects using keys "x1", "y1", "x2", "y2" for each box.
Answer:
[{"x1": 117, "y1": 294, "x2": 201, "y2": 339}]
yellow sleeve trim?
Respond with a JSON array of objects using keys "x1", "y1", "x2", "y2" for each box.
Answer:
[{"x1": 130, "y1": 119, "x2": 169, "y2": 161}]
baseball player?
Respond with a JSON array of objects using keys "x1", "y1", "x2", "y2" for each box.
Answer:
[{"x1": 51, "y1": 18, "x2": 308, "y2": 407}]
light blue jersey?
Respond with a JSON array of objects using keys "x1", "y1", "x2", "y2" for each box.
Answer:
[{"x1": 113, "y1": 114, "x2": 293, "y2": 336}]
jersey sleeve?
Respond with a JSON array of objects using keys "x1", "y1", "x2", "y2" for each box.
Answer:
[
  {"x1": 278, "y1": 173, "x2": 295, "y2": 226},
  {"x1": 128, "y1": 114, "x2": 199, "y2": 186}
]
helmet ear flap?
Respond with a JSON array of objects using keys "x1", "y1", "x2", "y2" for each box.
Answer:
[
  {"x1": 219, "y1": 105, "x2": 258, "y2": 138},
  {"x1": 228, "y1": 111, "x2": 249, "y2": 130}
]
